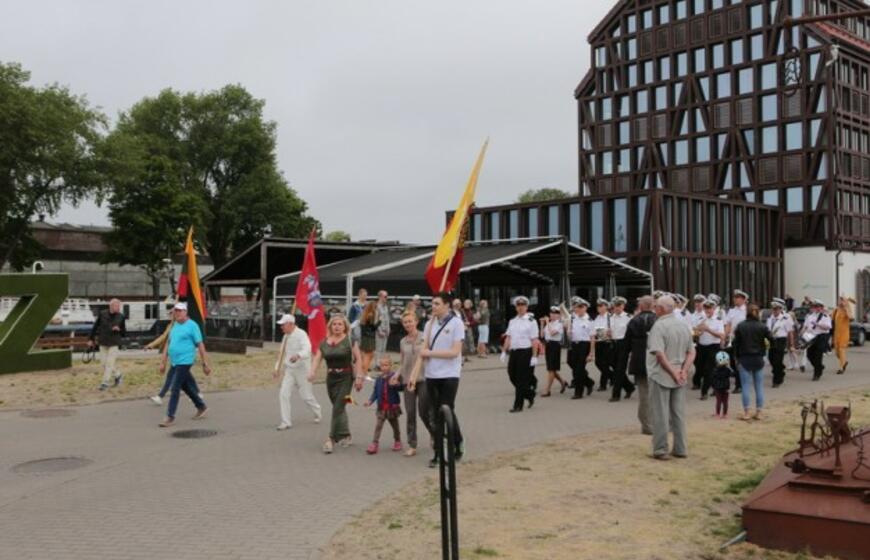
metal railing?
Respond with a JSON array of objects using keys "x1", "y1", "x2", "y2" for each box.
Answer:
[{"x1": 438, "y1": 404, "x2": 460, "y2": 559}]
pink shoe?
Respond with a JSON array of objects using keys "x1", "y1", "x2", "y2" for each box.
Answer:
[
  {"x1": 391, "y1": 440, "x2": 402, "y2": 452},
  {"x1": 366, "y1": 442, "x2": 379, "y2": 455}
]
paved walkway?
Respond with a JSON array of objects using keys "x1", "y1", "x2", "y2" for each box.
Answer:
[{"x1": 1, "y1": 349, "x2": 869, "y2": 560}]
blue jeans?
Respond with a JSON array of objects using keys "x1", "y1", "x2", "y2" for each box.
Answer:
[
  {"x1": 167, "y1": 364, "x2": 206, "y2": 419},
  {"x1": 737, "y1": 364, "x2": 765, "y2": 410},
  {"x1": 158, "y1": 369, "x2": 175, "y2": 398}
]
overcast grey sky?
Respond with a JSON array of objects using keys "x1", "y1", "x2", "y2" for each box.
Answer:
[{"x1": 2, "y1": 0, "x2": 613, "y2": 243}]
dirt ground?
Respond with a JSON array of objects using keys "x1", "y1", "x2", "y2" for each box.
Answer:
[
  {"x1": 323, "y1": 387, "x2": 870, "y2": 560},
  {"x1": 0, "y1": 346, "x2": 316, "y2": 410}
]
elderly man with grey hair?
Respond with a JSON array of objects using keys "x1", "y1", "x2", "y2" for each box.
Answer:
[
  {"x1": 89, "y1": 298, "x2": 127, "y2": 391},
  {"x1": 646, "y1": 295, "x2": 695, "y2": 460}
]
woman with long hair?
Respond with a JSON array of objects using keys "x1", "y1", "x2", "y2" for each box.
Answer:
[
  {"x1": 732, "y1": 304, "x2": 773, "y2": 421},
  {"x1": 397, "y1": 311, "x2": 431, "y2": 457},
  {"x1": 832, "y1": 296, "x2": 854, "y2": 374},
  {"x1": 358, "y1": 301, "x2": 379, "y2": 373},
  {"x1": 309, "y1": 314, "x2": 364, "y2": 453}
]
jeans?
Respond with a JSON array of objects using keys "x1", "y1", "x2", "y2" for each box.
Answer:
[
  {"x1": 158, "y1": 369, "x2": 175, "y2": 398},
  {"x1": 167, "y1": 364, "x2": 206, "y2": 419},
  {"x1": 737, "y1": 364, "x2": 765, "y2": 410}
]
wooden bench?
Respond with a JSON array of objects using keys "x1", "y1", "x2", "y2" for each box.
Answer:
[{"x1": 36, "y1": 336, "x2": 92, "y2": 351}]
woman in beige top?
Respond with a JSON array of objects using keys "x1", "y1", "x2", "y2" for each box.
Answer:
[{"x1": 397, "y1": 311, "x2": 431, "y2": 456}]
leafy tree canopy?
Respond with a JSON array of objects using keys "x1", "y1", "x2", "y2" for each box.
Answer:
[
  {"x1": 516, "y1": 188, "x2": 572, "y2": 203},
  {"x1": 323, "y1": 230, "x2": 351, "y2": 242}
]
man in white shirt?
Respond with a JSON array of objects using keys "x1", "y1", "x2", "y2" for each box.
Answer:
[
  {"x1": 502, "y1": 296, "x2": 540, "y2": 413},
  {"x1": 274, "y1": 314, "x2": 322, "y2": 430},
  {"x1": 694, "y1": 300, "x2": 726, "y2": 399},
  {"x1": 766, "y1": 298, "x2": 795, "y2": 387},
  {"x1": 608, "y1": 296, "x2": 634, "y2": 402},
  {"x1": 724, "y1": 289, "x2": 748, "y2": 393},
  {"x1": 414, "y1": 291, "x2": 465, "y2": 467},
  {"x1": 803, "y1": 299, "x2": 832, "y2": 381},
  {"x1": 688, "y1": 294, "x2": 708, "y2": 390},
  {"x1": 566, "y1": 297, "x2": 596, "y2": 399},
  {"x1": 592, "y1": 298, "x2": 614, "y2": 392}
]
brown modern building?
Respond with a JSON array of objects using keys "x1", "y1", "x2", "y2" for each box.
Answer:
[{"x1": 467, "y1": 0, "x2": 870, "y2": 309}]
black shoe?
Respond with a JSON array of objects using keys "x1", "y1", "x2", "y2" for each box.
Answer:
[
  {"x1": 568, "y1": 380, "x2": 576, "y2": 389},
  {"x1": 509, "y1": 407, "x2": 522, "y2": 413},
  {"x1": 527, "y1": 394, "x2": 535, "y2": 408},
  {"x1": 625, "y1": 387, "x2": 634, "y2": 400},
  {"x1": 113, "y1": 375, "x2": 123, "y2": 387},
  {"x1": 428, "y1": 456, "x2": 438, "y2": 468},
  {"x1": 812, "y1": 375, "x2": 821, "y2": 381},
  {"x1": 836, "y1": 369, "x2": 843, "y2": 375},
  {"x1": 571, "y1": 394, "x2": 583, "y2": 400},
  {"x1": 560, "y1": 382, "x2": 568, "y2": 394},
  {"x1": 700, "y1": 394, "x2": 708, "y2": 401},
  {"x1": 597, "y1": 386, "x2": 608, "y2": 392},
  {"x1": 772, "y1": 383, "x2": 781, "y2": 388},
  {"x1": 800, "y1": 366, "x2": 806, "y2": 373},
  {"x1": 608, "y1": 397, "x2": 620, "y2": 402},
  {"x1": 586, "y1": 382, "x2": 594, "y2": 396},
  {"x1": 691, "y1": 385, "x2": 700, "y2": 391}
]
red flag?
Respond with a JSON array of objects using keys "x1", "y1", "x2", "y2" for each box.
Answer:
[{"x1": 295, "y1": 230, "x2": 327, "y2": 351}]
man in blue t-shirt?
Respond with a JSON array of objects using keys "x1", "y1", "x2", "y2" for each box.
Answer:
[{"x1": 158, "y1": 302, "x2": 212, "y2": 427}]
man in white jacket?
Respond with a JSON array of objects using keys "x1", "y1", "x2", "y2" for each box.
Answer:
[{"x1": 274, "y1": 314, "x2": 322, "y2": 430}]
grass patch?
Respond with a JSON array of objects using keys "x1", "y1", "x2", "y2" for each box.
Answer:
[
  {"x1": 470, "y1": 546, "x2": 500, "y2": 557},
  {"x1": 723, "y1": 471, "x2": 766, "y2": 495}
]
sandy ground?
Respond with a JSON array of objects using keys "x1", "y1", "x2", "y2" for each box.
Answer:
[
  {"x1": 323, "y1": 387, "x2": 870, "y2": 560},
  {"x1": 0, "y1": 344, "x2": 334, "y2": 410}
]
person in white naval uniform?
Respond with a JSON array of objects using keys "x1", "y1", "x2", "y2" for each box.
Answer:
[
  {"x1": 802, "y1": 299, "x2": 832, "y2": 381},
  {"x1": 566, "y1": 297, "x2": 596, "y2": 399},
  {"x1": 502, "y1": 295, "x2": 540, "y2": 412},
  {"x1": 766, "y1": 298, "x2": 795, "y2": 387}
]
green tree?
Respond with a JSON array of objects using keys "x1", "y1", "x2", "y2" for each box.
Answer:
[
  {"x1": 0, "y1": 62, "x2": 105, "y2": 270},
  {"x1": 323, "y1": 230, "x2": 351, "y2": 242},
  {"x1": 102, "y1": 86, "x2": 320, "y2": 275},
  {"x1": 516, "y1": 188, "x2": 572, "y2": 203}
]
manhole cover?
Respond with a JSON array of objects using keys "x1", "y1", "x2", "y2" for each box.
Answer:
[
  {"x1": 20, "y1": 409, "x2": 77, "y2": 418},
  {"x1": 12, "y1": 457, "x2": 93, "y2": 474},
  {"x1": 172, "y1": 429, "x2": 218, "y2": 439}
]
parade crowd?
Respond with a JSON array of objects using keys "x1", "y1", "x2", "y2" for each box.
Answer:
[{"x1": 88, "y1": 287, "x2": 858, "y2": 463}]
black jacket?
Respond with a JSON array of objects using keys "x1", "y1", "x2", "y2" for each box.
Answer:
[
  {"x1": 733, "y1": 318, "x2": 772, "y2": 359},
  {"x1": 711, "y1": 365, "x2": 733, "y2": 392},
  {"x1": 90, "y1": 309, "x2": 127, "y2": 347},
  {"x1": 625, "y1": 310, "x2": 657, "y2": 378}
]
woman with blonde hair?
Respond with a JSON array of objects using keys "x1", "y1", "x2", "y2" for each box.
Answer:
[
  {"x1": 358, "y1": 301, "x2": 379, "y2": 373},
  {"x1": 832, "y1": 296, "x2": 854, "y2": 375},
  {"x1": 309, "y1": 314, "x2": 364, "y2": 453}
]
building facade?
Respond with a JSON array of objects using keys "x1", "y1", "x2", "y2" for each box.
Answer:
[{"x1": 467, "y1": 0, "x2": 870, "y2": 308}]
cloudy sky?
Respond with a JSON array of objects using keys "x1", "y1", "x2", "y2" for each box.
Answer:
[{"x1": 2, "y1": 0, "x2": 613, "y2": 243}]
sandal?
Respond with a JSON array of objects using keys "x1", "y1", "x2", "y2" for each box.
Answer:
[
  {"x1": 405, "y1": 448, "x2": 417, "y2": 457},
  {"x1": 322, "y1": 440, "x2": 334, "y2": 454},
  {"x1": 338, "y1": 436, "x2": 353, "y2": 448}
]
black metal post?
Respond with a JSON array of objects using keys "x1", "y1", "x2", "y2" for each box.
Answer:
[{"x1": 438, "y1": 404, "x2": 459, "y2": 559}]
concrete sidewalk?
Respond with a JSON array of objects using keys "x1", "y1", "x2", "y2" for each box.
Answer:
[{"x1": 1, "y1": 349, "x2": 868, "y2": 560}]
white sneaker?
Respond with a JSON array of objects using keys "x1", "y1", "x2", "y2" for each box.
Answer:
[
  {"x1": 198, "y1": 393, "x2": 204, "y2": 400},
  {"x1": 276, "y1": 423, "x2": 291, "y2": 431},
  {"x1": 149, "y1": 395, "x2": 163, "y2": 405},
  {"x1": 314, "y1": 414, "x2": 322, "y2": 424}
]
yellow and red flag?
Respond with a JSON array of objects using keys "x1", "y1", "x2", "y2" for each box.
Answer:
[
  {"x1": 178, "y1": 227, "x2": 207, "y2": 334},
  {"x1": 424, "y1": 139, "x2": 488, "y2": 294}
]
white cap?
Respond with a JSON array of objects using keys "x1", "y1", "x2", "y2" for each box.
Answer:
[
  {"x1": 412, "y1": 294, "x2": 421, "y2": 300},
  {"x1": 276, "y1": 314, "x2": 296, "y2": 325},
  {"x1": 173, "y1": 302, "x2": 188, "y2": 311}
]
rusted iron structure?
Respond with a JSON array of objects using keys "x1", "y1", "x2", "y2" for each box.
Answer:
[{"x1": 743, "y1": 400, "x2": 870, "y2": 560}]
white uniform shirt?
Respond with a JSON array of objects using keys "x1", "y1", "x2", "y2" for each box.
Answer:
[
  {"x1": 505, "y1": 313, "x2": 539, "y2": 349},
  {"x1": 690, "y1": 310, "x2": 706, "y2": 329},
  {"x1": 725, "y1": 305, "x2": 747, "y2": 332},
  {"x1": 592, "y1": 312, "x2": 611, "y2": 340},
  {"x1": 568, "y1": 313, "x2": 594, "y2": 342},
  {"x1": 697, "y1": 316, "x2": 725, "y2": 346},
  {"x1": 544, "y1": 320, "x2": 564, "y2": 342},
  {"x1": 610, "y1": 311, "x2": 630, "y2": 341},
  {"x1": 804, "y1": 312, "x2": 832, "y2": 336},
  {"x1": 275, "y1": 327, "x2": 312, "y2": 373},
  {"x1": 767, "y1": 312, "x2": 795, "y2": 339},
  {"x1": 423, "y1": 313, "x2": 465, "y2": 380}
]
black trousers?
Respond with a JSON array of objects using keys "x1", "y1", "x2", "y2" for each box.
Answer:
[
  {"x1": 595, "y1": 341, "x2": 614, "y2": 389},
  {"x1": 691, "y1": 342, "x2": 703, "y2": 388},
  {"x1": 507, "y1": 348, "x2": 534, "y2": 410},
  {"x1": 696, "y1": 344, "x2": 719, "y2": 396},
  {"x1": 570, "y1": 342, "x2": 594, "y2": 397},
  {"x1": 610, "y1": 339, "x2": 634, "y2": 399},
  {"x1": 426, "y1": 377, "x2": 463, "y2": 458},
  {"x1": 806, "y1": 338, "x2": 826, "y2": 379},
  {"x1": 727, "y1": 346, "x2": 742, "y2": 391},
  {"x1": 768, "y1": 338, "x2": 788, "y2": 385}
]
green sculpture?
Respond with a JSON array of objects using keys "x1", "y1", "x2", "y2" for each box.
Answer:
[{"x1": 0, "y1": 274, "x2": 71, "y2": 374}]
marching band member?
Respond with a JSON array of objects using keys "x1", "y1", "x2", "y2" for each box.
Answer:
[
  {"x1": 802, "y1": 299, "x2": 832, "y2": 381},
  {"x1": 766, "y1": 298, "x2": 795, "y2": 387},
  {"x1": 608, "y1": 296, "x2": 634, "y2": 402},
  {"x1": 695, "y1": 299, "x2": 726, "y2": 399},
  {"x1": 540, "y1": 306, "x2": 568, "y2": 397},
  {"x1": 689, "y1": 294, "x2": 708, "y2": 390},
  {"x1": 501, "y1": 296, "x2": 539, "y2": 412},
  {"x1": 592, "y1": 298, "x2": 614, "y2": 392},
  {"x1": 566, "y1": 297, "x2": 596, "y2": 399}
]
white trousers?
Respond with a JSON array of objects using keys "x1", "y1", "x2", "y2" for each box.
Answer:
[
  {"x1": 99, "y1": 346, "x2": 121, "y2": 385},
  {"x1": 279, "y1": 367, "x2": 322, "y2": 426}
]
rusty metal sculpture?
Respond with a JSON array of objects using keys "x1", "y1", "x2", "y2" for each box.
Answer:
[{"x1": 743, "y1": 402, "x2": 870, "y2": 560}]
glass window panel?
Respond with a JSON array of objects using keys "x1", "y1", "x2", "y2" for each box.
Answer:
[
  {"x1": 694, "y1": 47, "x2": 706, "y2": 72},
  {"x1": 740, "y1": 163, "x2": 751, "y2": 188},
  {"x1": 642, "y1": 9, "x2": 653, "y2": 29},
  {"x1": 694, "y1": 0, "x2": 705, "y2": 14},
  {"x1": 708, "y1": 204, "x2": 717, "y2": 253},
  {"x1": 658, "y1": 4, "x2": 670, "y2": 24},
  {"x1": 617, "y1": 95, "x2": 629, "y2": 117},
  {"x1": 636, "y1": 89, "x2": 648, "y2": 112},
  {"x1": 718, "y1": 133, "x2": 727, "y2": 157},
  {"x1": 527, "y1": 208, "x2": 538, "y2": 236},
  {"x1": 785, "y1": 121, "x2": 802, "y2": 150},
  {"x1": 590, "y1": 201, "x2": 604, "y2": 252},
  {"x1": 602, "y1": 152, "x2": 613, "y2": 174},
  {"x1": 673, "y1": 82, "x2": 683, "y2": 103},
  {"x1": 791, "y1": 0, "x2": 803, "y2": 17},
  {"x1": 751, "y1": 34, "x2": 764, "y2": 60},
  {"x1": 712, "y1": 43, "x2": 725, "y2": 68},
  {"x1": 602, "y1": 97, "x2": 612, "y2": 120},
  {"x1": 695, "y1": 108, "x2": 706, "y2": 132},
  {"x1": 749, "y1": 4, "x2": 763, "y2": 28},
  {"x1": 659, "y1": 56, "x2": 671, "y2": 80},
  {"x1": 716, "y1": 72, "x2": 731, "y2": 98},
  {"x1": 743, "y1": 129, "x2": 755, "y2": 155},
  {"x1": 548, "y1": 206, "x2": 559, "y2": 236},
  {"x1": 473, "y1": 213, "x2": 482, "y2": 240},
  {"x1": 722, "y1": 164, "x2": 733, "y2": 189},
  {"x1": 675, "y1": 139, "x2": 689, "y2": 165},
  {"x1": 731, "y1": 38, "x2": 744, "y2": 65},
  {"x1": 815, "y1": 89, "x2": 826, "y2": 112},
  {"x1": 699, "y1": 77, "x2": 710, "y2": 100},
  {"x1": 762, "y1": 126, "x2": 778, "y2": 153},
  {"x1": 761, "y1": 62, "x2": 777, "y2": 89},
  {"x1": 596, "y1": 47, "x2": 607, "y2": 67},
  {"x1": 712, "y1": 0, "x2": 723, "y2": 8},
  {"x1": 763, "y1": 190, "x2": 779, "y2": 206},
  {"x1": 723, "y1": 207, "x2": 731, "y2": 254},
  {"x1": 695, "y1": 136, "x2": 711, "y2": 162},
  {"x1": 655, "y1": 85, "x2": 668, "y2": 110},
  {"x1": 619, "y1": 120, "x2": 630, "y2": 144},
  {"x1": 677, "y1": 52, "x2": 688, "y2": 76},
  {"x1": 613, "y1": 198, "x2": 628, "y2": 252},
  {"x1": 760, "y1": 94, "x2": 777, "y2": 121},
  {"x1": 569, "y1": 203, "x2": 581, "y2": 243},
  {"x1": 628, "y1": 64, "x2": 638, "y2": 87},
  {"x1": 816, "y1": 154, "x2": 827, "y2": 180},
  {"x1": 618, "y1": 148, "x2": 631, "y2": 173},
  {"x1": 678, "y1": 111, "x2": 689, "y2": 135},
  {"x1": 811, "y1": 185, "x2": 822, "y2": 209},
  {"x1": 658, "y1": 142, "x2": 669, "y2": 165},
  {"x1": 627, "y1": 14, "x2": 637, "y2": 34},
  {"x1": 810, "y1": 118, "x2": 821, "y2": 146},
  {"x1": 635, "y1": 196, "x2": 647, "y2": 248},
  {"x1": 809, "y1": 52, "x2": 820, "y2": 79},
  {"x1": 738, "y1": 67, "x2": 753, "y2": 94},
  {"x1": 490, "y1": 212, "x2": 500, "y2": 239},
  {"x1": 786, "y1": 187, "x2": 803, "y2": 212},
  {"x1": 642, "y1": 60, "x2": 653, "y2": 84},
  {"x1": 509, "y1": 210, "x2": 519, "y2": 239},
  {"x1": 676, "y1": 0, "x2": 687, "y2": 19},
  {"x1": 627, "y1": 38, "x2": 637, "y2": 59}
]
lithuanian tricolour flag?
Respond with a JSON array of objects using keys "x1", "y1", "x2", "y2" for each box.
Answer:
[
  {"x1": 424, "y1": 139, "x2": 489, "y2": 294},
  {"x1": 177, "y1": 227, "x2": 207, "y2": 334}
]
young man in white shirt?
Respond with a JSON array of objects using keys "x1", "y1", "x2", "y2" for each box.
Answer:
[
  {"x1": 274, "y1": 314, "x2": 322, "y2": 430},
  {"x1": 592, "y1": 298, "x2": 614, "y2": 392},
  {"x1": 608, "y1": 296, "x2": 634, "y2": 402},
  {"x1": 689, "y1": 294, "x2": 708, "y2": 390},
  {"x1": 566, "y1": 297, "x2": 596, "y2": 399},
  {"x1": 766, "y1": 298, "x2": 795, "y2": 387},
  {"x1": 694, "y1": 300, "x2": 726, "y2": 399},
  {"x1": 502, "y1": 296, "x2": 540, "y2": 413},
  {"x1": 803, "y1": 299, "x2": 832, "y2": 381},
  {"x1": 724, "y1": 289, "x2": 748, "y2": 393}
]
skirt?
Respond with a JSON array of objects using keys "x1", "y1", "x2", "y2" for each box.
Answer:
[
  {"x1": 477, "y1": 325, "x2": 490, "y2": 346},
  {"x1": 376, "y1": 405, "x2": 402, "y2": 420},
  {"x1": 545, "y1": 340, "x2": 562, "y2": 371},
  {"x1": 360, "y1": 334, "x2": 376, "y2": 353}
]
